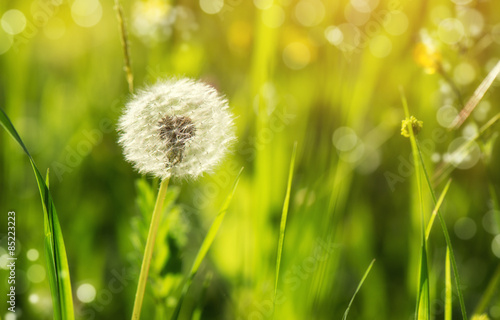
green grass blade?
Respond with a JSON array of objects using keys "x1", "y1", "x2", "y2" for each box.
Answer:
[
  {"x1": 400, "y1": 89, "x2": 430, "y2": 320},
  {"x1": 274, "y1": 143, "x2": 297, "y2": 301},
  {"x1": 342, "y1": 259, "x2": 376, "y2": 320},
  {"x1": 425, "y1": 179, "x2": 452, "y2": 240},
  {"x1": 472, "y1": 185, "x2": 500, "y2": 316},
  {"x1": 0, "y1": 108, "x2": 74, "y2": 320},
  {"x1": 472, "y1": 263, "x2": 500, "y2": 316},
  {"x1": 445, "y1": 247, "x2": 452, "y2": 320},
  {"x1": 171, "y1": 168, "x2": 243, "y2": 320},
  {"x1": 416, "y1": 140, "x2": 468, "y2": 320}
]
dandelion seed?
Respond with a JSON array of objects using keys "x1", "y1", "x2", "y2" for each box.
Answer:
[
  {"x1": 401, "y1": 116, "x2": 423, "y2": 138},
  {"x1": 118, "y1": 78, "x2": 235, "y2": 179}
]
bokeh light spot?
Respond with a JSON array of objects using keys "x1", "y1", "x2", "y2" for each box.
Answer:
[
  {"x1": 27, "y1": 249, "x2": 39, "y2": 261},
  {"x1": 199, "y1": 0, "x2": 223, "y2": 14},
  {"x1": 458, "y1": 8, "x2": 484, "y2": 37},
  {"x1": 254, "y1": 0, "x2": 273, "y2": 10},
  {"x1": 339, "y1": 142, "x2": 365, "y2": 163},
  {"x1": 436, "y1": 105, "x2": 458, "y2": 128},
  {"x1": 438, "y1": 18, "x2": 465, "y2": 45},
  {"x1": 5, "y1": 312, "x2": 16, "y2": 320},
  {"x1": 1, "y1": 10, "x2": 26, "y2": 35},
  {"x1": 369, "y1": 35, "x2": 392, "y2": 58},
  {"x1": 262, "y1": 5, "x2": 285, "y2": 28},
  {"x1": 333, "y1": 127, "x2": 358, "y2": 151},
  {"x1": 454, "y1": 217, "x2": 477, "y2": 240},
  {"x1": 283, "y1": 42, "x2": 311, "y2": 70},
  {"x1": 294, "y1": 0, "x2": 325, "y2": 27},
  {"x1": 451, "y1": 0, "x2": 472, "y2": 5},
  {"x1": 27, "y1": 264, "x2": 46, "y2": 283},
  {"x1": 325, "y1": 26, "x2": 343, "y2": 46},
  {"x1": 351, "y1": 0, "x2": 379, "y2": 13},
  {"x1": 462, "y1": 123, "x2": 478, "y2": 140},
  {"x1": 0, "y1": 254, "x2": 10, "y2": 269},
  {"x1": 384, "y1": 11, "x2": 409, "y2": 36},
  {"x1": 447, "y1": 137, "x2": 481, "y2": 170},
  {"x1": 77, "y1": 283, "x2": 97, "y2": 303},
  {"x1": 29, "y1": 294, "x2": 39, "y2": 304},
  {"x1": 71, "y1": 0, "x2": 103, "y2": 28}
]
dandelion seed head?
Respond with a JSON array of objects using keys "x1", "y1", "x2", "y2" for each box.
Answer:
[{"x1": 118, "y1": 78, "x2": 235, "y2": 179}]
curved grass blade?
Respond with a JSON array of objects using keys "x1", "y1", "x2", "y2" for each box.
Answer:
[
  {"x1": 171, "y1": 168, "x2": 243, "y2": 320},
  {"x1": 274, "y1": 143, "x2": 297, "y2": 307},
  {"x1": 0, "y1": 108, "x2": 74, "y2": 320},
  {"x1": 473, "y1": 185, "x2": 500, "y2": 316},
  {"x1": 451, "y1": 60, "x2": 500, "y2": 129},
  {"x1": 342, "y1": 259, "x2": 376, "y2": 320},
  {"x1": 472, "y1": 263, "x2": 500, "y2": 316},
  {"x1": 425, "y1": 179, "x2": 452, "y2": 240},
  {"x1": 416, "y1": 140, "x2": 468, "y2": 320}
]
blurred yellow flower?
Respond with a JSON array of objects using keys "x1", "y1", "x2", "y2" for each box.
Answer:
[{"x1": 413, "y1": 42, "x2": 441, "y2": 74}]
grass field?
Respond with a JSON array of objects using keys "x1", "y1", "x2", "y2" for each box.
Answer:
[{"x1": 1, "y1": 0, "x2": 500, "y2": 319}]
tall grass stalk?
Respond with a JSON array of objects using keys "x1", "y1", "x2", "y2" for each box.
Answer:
[
  {"x1": 400, "y1": 90, "x2": 430, "y2": 320},
  {"x1": 342, "y1": 259, "x2": 376, "y2": 320},
  {"x1": 274, "y1": 143, "x2": 297, "y2": 311},
  {"x1": 114, "y1": 0, "x2": 134, "y2": 93},
  {"x1": 132, "y1": 177, "x2": 170, "y2": 320}
]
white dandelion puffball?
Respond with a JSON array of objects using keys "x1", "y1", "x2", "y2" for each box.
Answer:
[{"x1": 118, "y1": 78, "x2": 235, "y2": 179}]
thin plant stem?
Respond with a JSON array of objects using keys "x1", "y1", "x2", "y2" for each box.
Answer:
[
  {"x1": 114, "y1": 0, "x2": 134, "y2": 93},
  {"x1": 131, "y1": 177, "x2": 170, "y2": 320}
]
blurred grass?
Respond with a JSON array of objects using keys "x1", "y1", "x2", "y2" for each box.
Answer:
[{"x1": 1, "y1": 0, "x2": 500, "y2": 319}]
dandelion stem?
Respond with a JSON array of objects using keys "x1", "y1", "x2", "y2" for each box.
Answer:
[
  {"x1": 131, "y1": 177, "x2": 170, "y2": 320},
  {"x1": 114, "y1": 0, "x2": 134, "y2": 93}
]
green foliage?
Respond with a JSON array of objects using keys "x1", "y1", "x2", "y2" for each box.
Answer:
[{"x1": 0, "y1": 109, "x2": 74, "y2": 320}]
